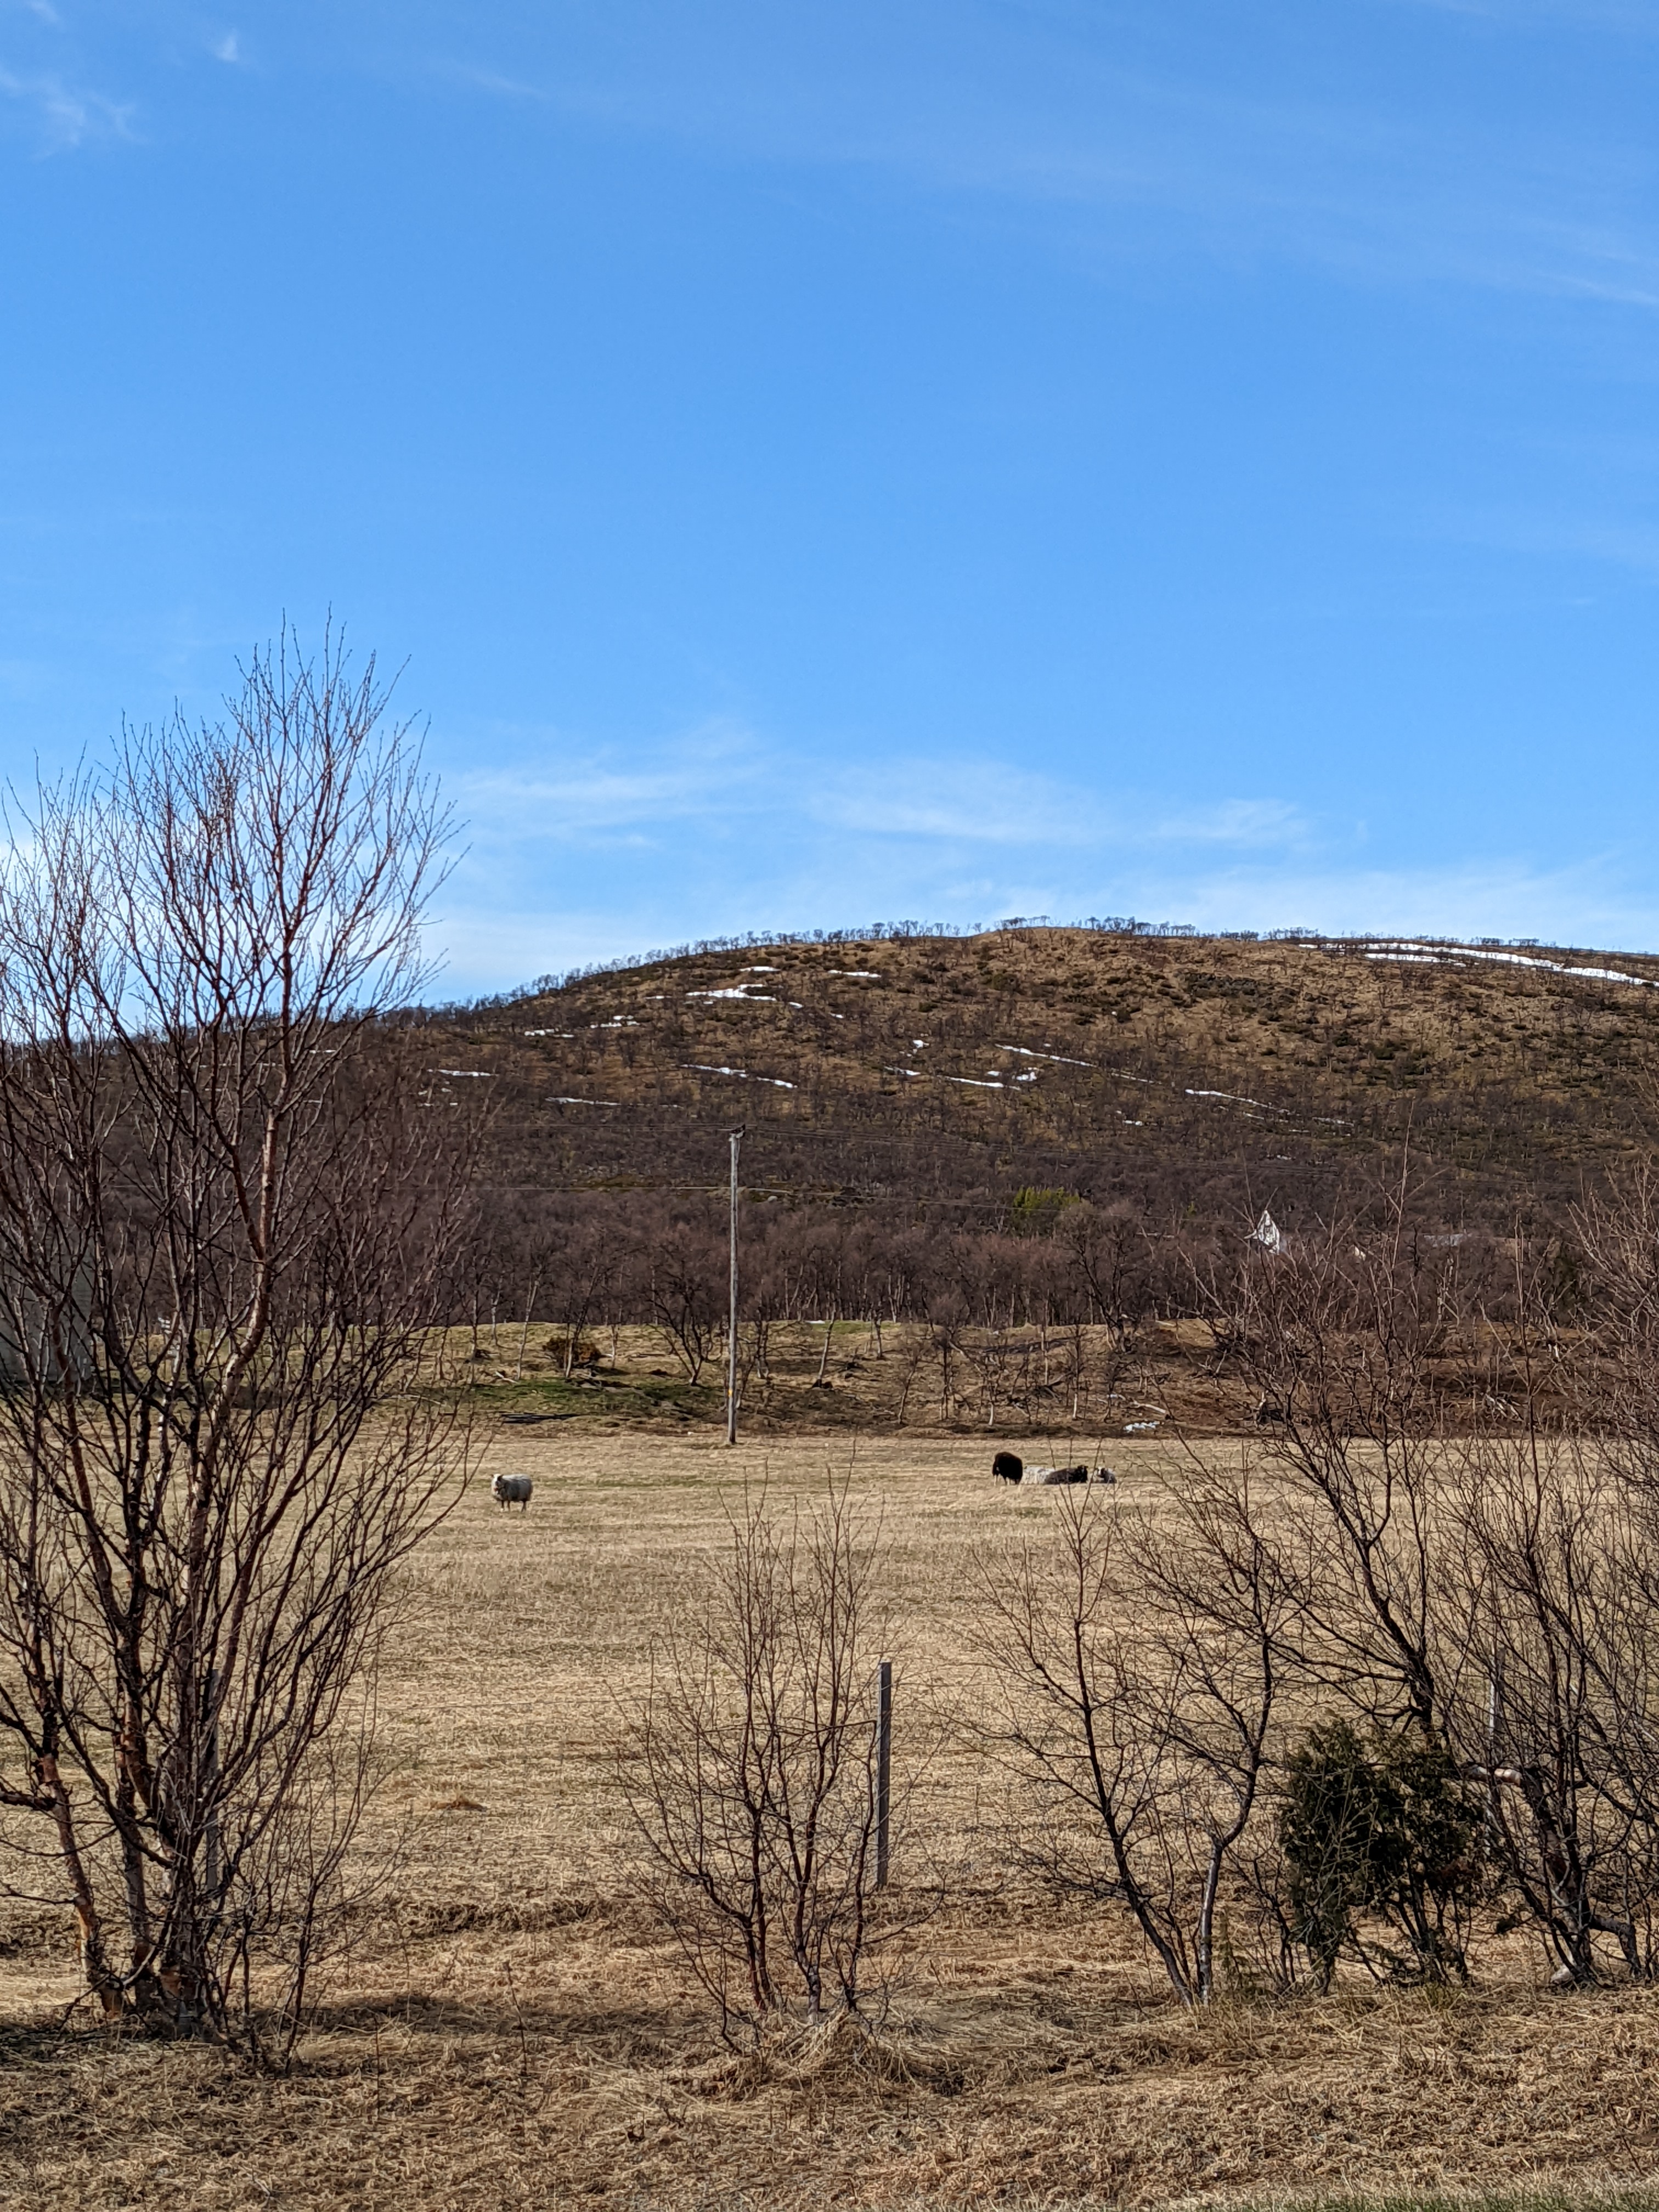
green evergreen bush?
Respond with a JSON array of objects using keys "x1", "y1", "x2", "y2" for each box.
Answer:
[{"x1": 1280, "y1": 1720, "x2": 1485, "y2": 1987}]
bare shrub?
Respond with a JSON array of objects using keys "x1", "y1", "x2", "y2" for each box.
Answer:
[
  {"x1": 616, "y1": 1483, "x2": 918, "y2": 2044},
  {"x1": 1216, "y1": 1173, "x2": 1659, "y2": 1989},
  {"x1": 973, "y1": 1480, "x2": 1293, "y2": 2007},
  {"x1": 648, "y1": 1223, "x2": 722, "y2": 1383},
  {"x1": 960, "y1": 1172, "x2": 1659, "y2": 2001},
  {"x1": 1442, "y1": 1432, "x2": 1659, "y2": 1984},
  {"x1": 0, "y1": 632, "x2": 475, "y2": 2057},
  {"x1": 1206, "y1": 1183, "x2": 1460, "y2": 1735}
]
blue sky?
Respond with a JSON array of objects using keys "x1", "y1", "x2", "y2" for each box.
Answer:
[{"x1": 5, "y1": 2, "x2": 1659, "y2": 994}]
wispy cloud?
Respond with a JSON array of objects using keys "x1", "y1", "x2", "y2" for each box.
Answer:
[
  {"x1": 211, "y1": 33, "x2": 241, "y2": 66},
  {"x1": 1151, "y1": 799, "x2": 1308, "y2": 849},
  {"x1": 456, "y1": 717, "x2": 766, "y2": 841},
  {"x1": 419, "y1": 704, "x2": 1659, "y2": 992},
  {"x1": 0, "y1": 65, "x2": 133, "y2": 149},
  {"x1": 810, "y1": 759, "x2": 1110, "y2": 845},
  {"x1": 1434, "y1": 503, "x2": 1659, "y2": 577},
  {"x1": 436, "y1": 2, "x2": 1659, "y2": 311},
  {"x1": 812, "y1": 766, "x2": 1313, "y2": 851},
  {"x1": 460, "y1": 730, "x2": 1310, "y2": 861},
  {"x1": 440, "y1": 60, "x2": 548, "y2": 104},
  {"x1": 1389, "y1": 0, "x2": 1659, "y2": 27}
]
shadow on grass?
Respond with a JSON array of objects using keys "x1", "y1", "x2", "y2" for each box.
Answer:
[
  {"x1": 309, "y1": 1988, "x2": 678, "y2": 2039},
  {"x1": 1211, "y1": 2194, "x2": 1659, "y2": 2212}
]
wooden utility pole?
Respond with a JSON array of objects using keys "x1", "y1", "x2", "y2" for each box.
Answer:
[{"x1": 726, "y1": 1127, "x2": 744, "y2": 1446}]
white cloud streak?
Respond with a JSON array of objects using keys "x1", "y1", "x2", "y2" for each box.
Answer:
[
  {"x1": 428, "y1": 719, "x2": 1659, "y2": 996},
  {"x1": 458, "y1": 735, "x2": 1312, "y2": 861},
  {"x1": 439, "y1": 1, "x2": 1659, "y2": 311},
  {"x1": 456, "y1": 716, "x2": 765, "y2": 839},
  {"x1": 0, "y1": 64, "x2": 133, "y2": 148}
]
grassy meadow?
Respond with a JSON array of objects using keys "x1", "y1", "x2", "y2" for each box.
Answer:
[{"x1": 4, "y1": 1410, "x2": 1659, "y2": 2211}]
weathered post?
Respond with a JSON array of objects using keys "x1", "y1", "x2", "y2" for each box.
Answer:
[
  {"x1": 726, "y1": 1127, "x2": 744, "y2": 1446},
  {"x1": 202, "y1": 1664, "x2": 221, "y2": 1908},
  {"x1": 876, "y1": 1658, "x2": 893, "y2": 1889}
]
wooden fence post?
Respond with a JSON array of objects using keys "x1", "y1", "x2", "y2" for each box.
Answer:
[
  {"x1": 876, "y1": 1659, "x2": 892, "y2": 1890},
  {"x1": 203, "y1": 1664, "x2": 221, "y2": 1908}
]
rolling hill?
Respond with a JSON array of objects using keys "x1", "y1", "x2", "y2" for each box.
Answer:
[{"x1": 424, "y1": 924, "x2": 1659, "y2": 1234}]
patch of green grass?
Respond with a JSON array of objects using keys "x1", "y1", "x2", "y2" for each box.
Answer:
[{"x1": 460, "y1": 1370, "x2": 724, "y2": 1425}]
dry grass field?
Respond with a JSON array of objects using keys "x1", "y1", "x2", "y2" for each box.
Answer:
[{"x1": 5, "y1": 1425, "x2": 1659, "y2": 2211}]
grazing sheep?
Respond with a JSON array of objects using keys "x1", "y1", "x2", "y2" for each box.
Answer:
[
  {"x1": 994, "y1": 1454, "x2": 1115, "y2": 1487},
  {"x1": 490, "y1": 1471, "x2": 533, "y2": 1513}
]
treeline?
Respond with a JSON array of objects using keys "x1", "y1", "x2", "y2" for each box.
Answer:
[
  {"x1": 440, "y1": 913, "x2": 1317, "y2": 1012},
  {"x1": 449, "y1": 1181, "x2": 1550, "y2": 1369}
]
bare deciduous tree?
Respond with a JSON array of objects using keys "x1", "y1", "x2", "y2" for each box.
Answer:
[
  {"x1": 1444, "y1": 1430, "x2": 1659, "y2": 1984},
  {"x1": 648, "y1": 1224, "x2": 722, "y2": 1383},
  {"x1": 617, "y1": 1484, "x2": 918, "y2": 2044},
  {"x1": 0, "y1": 632, "x2": 475, "y2": 2056},
  {"x1": 1209, "y1": 1184, "x2": 1458, "y2": 1736},
  {"x1": 974, "y1": 1481, "x2": 1293, "y2": 2007}
]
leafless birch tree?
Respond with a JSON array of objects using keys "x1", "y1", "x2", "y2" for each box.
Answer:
[
  {"x1": 1208, "y1": 1187, "x2": 1460, "y2": 1735},
  {"x1": 0, "y1": 631, "x2": 475, "y2": 2055},
  {"x1": 974, "y1": 1481, "x2": 1295, "y2": 2007}
]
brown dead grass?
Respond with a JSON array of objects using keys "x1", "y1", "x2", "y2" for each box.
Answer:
[{"x1": 4, "y1": 1429, "x2": 1658, "y2": 2211}]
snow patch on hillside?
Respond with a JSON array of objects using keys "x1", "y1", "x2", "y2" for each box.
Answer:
[
  {"x1": 684, "y1": 1063, "x2": 795, "y2": 1088},
  {"x1": 1187, "y1": 1087, "x2": 1285, "y2": 1114},
  {"x1": 1355, "y1": 941, "x2": 1656, "y2": 989},
  {"x1": 998, "y1": 1043, "x2": 1091, "y2": 1066}
]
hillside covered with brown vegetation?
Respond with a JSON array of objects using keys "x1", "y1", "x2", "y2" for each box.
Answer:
[
  {"x1": 433, "y1": 924, "x2": 1659, "y2": 1214},
  {"x1": 414, "y1": 926, "x2": 1659, "y2": 1342}
]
